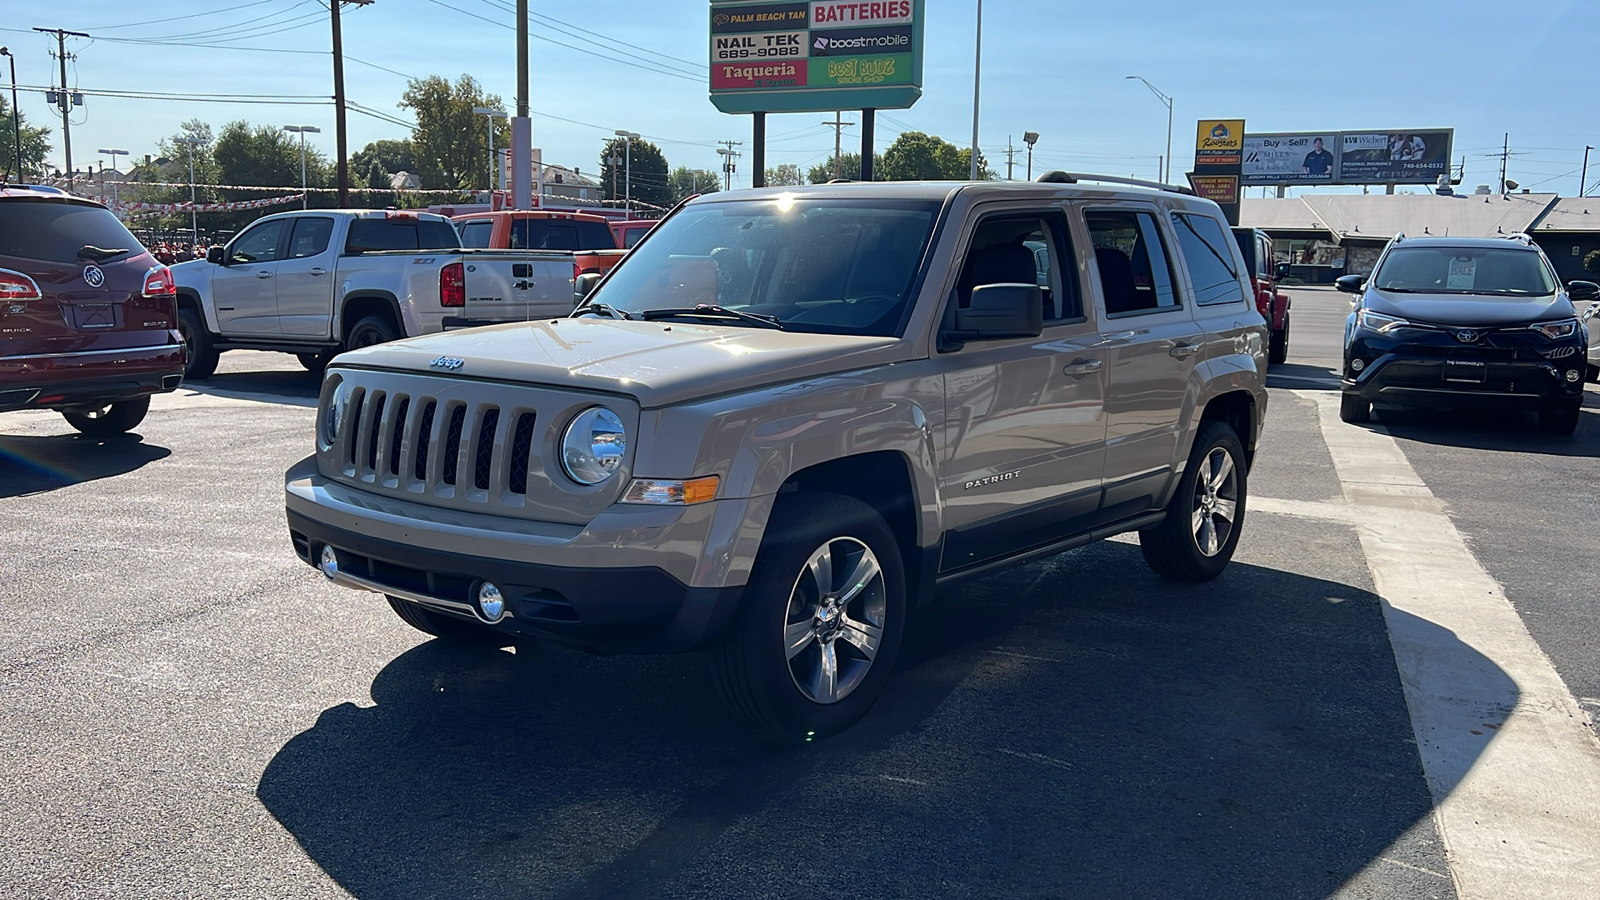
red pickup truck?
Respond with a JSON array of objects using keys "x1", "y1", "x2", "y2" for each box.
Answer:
[
  {"x1": 453, "y1": 210, "x2": 627, "y2": 278},
  {"x1": 1, "y1": 186, "x2": 184, "y2": 436},
  {"x1": 1231, "y1": 227, "x2": 1291, "y2": 364}
]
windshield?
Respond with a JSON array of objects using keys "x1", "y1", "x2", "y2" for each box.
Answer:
[
  {"x1": 587, "y1": 198, "x2": 939, "y2": 336},
  {"x1": 1372, "y1": 246, "x2": 1556, "y2": 296}
]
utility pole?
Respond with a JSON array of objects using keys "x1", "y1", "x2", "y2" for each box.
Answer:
[
  {"x1": 329, "y1": 1, "x2": 371, "y2": 207},
  {"x1": 615, "y1": 130, "x2": 639, "y2": 213},
  {"x1": 511, "y1": 0, "x2": 532, "y2": 209},
  {"x1": 717, "y1": 140, "x2": 742, "y2": 191},
  {"x1": 1, "y1": 48, "x2": 20, "y2": 181},
  {"x1": 1002, "y1": 135, "x2": 1019, "y2": 181},
  {"x1": 1582, "y1": 146, "x2": 1593, "y2": 198},
  {"x1": 1499, "y1": 132, "x2": 1509, "y2": 195},
  {"x1": 970, "y1": 0, "x2": 982, "y2": 181},
  {"x1": 823, "y1": 111, "x2": 854, "y2": 180},
  {"x1": 34, "y1": 28, "x2": 87, "y2": 188}
]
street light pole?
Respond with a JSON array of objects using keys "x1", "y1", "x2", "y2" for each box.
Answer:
[
  {"x1": 96, "y1": 147, "x2": 126, "y2": 208},
  {"x1": 970, "y1": 0, "x2": 982, "y2": 181},
  {"x1": 175, "y1": 136, "x2": 206, "y2": 245},
  {"x1": 0, "y1": 48, "x2": 21, "y2": 181},
  {"x1": 472, "y1": 107, "x2": 507, "y2": 195},
  {"x1": 615, "y1": 130, "x2": 639, "y2": 213},
  {"x1": 282, "y1": 126, "x2": 321, "y2": 209},
  {"x1": 1125, "y1": 76, "x2": 1173, "y2": 183},
  {"x1": 1023, "y1": 131, "x2": 1039, "y2": 182}
]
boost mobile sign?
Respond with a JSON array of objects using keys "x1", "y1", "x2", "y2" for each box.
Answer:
[{"x1": 709, "y1": 0, "x2": 925, "y2": 114}]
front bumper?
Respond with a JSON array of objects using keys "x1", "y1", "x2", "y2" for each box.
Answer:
[
  {"x1": 1345, "y1": 332, "x2": 1586, "y2": 410},
  {"x1": 284, "y1": 456, "x2": 762, "y2": 653},
  {"x1": 0, "y1": 339, "x2": 185, "y2": 412}
]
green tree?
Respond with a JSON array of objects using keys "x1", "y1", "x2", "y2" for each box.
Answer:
[
  {"x1": 0, "y1": 95, "x2": 51, "y2": 182},
  {"x1": 351, "y1": 139, "x2": 418, "y2": 189},
  {"x1": 764, "y1": 163, "x2": 804, "y2": 186},
  {"x1": 600, "y1": 137, "x2": 670, "y2": 211},
  {"x1": 879, "y1": 131, "x2": 993, "y2": 182},
  {"x1": 211, "y1": 120, "x2": 332, "y2": 226},
  {"x1": 1585, "y1": 249, "x2": 1600, "y2": 275},
  {"x1": 807, "y1": 152, "x2": 883, "y2": 183},
  {"x1": 668, "y1": 166, "x2": 720, "y2": 204},
  {"x1": 121, "y1": 120, "x2": 222, "y2": 236},
  {"x1": 400, "y1": 74, "x2": 509, "y2": 190}
]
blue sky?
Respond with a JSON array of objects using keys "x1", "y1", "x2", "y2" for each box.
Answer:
[{"x1": 4, "y1": 0, "x2": 1596, "y2": 195}]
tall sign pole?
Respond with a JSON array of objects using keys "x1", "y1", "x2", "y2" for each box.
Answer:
[
  {"x1": 970, "y1": 0, "x2": 982, "y2": 180},
  {"x1": 511, "y1": 0, "x2": 532, "y2": 209}
]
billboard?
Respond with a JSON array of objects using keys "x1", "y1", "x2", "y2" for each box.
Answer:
[
  {"x1": 1242, "y1": 129, "x2": 1454, "y2": 186},
  {"x1": 709, "y1": 0, "x2": 925, "y2": 114},
  {"x1": 1195, "y1": 120, "x2": 1245, "y2": 166}
]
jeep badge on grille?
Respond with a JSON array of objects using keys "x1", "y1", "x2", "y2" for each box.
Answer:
[{"x1": 429, "y1": 356, "x2": 465, "y2": 370}]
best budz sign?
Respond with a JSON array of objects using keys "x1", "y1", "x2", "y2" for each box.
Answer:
[{"x1": 709, "y1": 0, "x2": 924, "y2": 114}]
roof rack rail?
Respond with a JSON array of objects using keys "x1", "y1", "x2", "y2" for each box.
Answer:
[
  {"x1": 1503, "y1": 232, "x2": 1534, "y2": 245},
  {"x1": 1035, "y1": 171, "x2": 1195, "y2": 196}
]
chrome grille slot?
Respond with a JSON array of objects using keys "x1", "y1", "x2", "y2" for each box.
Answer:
[
  {"x1": 473, "y1": 407, "x2": 501, "y2": 490},
  {"x1": 441, "y1": 405, "x2": 467, "y2": 486},
  {"x1": 508, "y1": 413, "x2": 537, "y2": 495}
]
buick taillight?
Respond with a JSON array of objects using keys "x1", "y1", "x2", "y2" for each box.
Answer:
[
  {"x1": 0, "y1": 267, "x2": 43, "y2": 301},
  {"x1": 440, "y1": 261, "x2": 465, "y2": 307},
  {"x1": 142, "y1": 265, "x2": 176, "y2": 298}
]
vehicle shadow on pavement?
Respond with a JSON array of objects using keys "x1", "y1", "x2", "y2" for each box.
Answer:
[
  {"x1": 1371, "y1": 390, "x2": 1600, "y2": 458},
  {"x1": 0, "y1": 433, "x2": 171, "y2": 498},
  {"x1": 180, "y1": 370, "x2": 321, "y2": 408},
  {"x1": 1265, "y1": 361, "x2": 1340, "y2": 390},
  {"x1": 258, "y1": 542, "x2": 1499, "y2": 899}
]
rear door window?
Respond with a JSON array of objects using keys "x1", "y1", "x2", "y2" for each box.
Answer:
[
  {"x1": 1085, "y1": 209, "x2": 1179, "y2": 315},
  {"x1": 456, "y1": 219, "x2": 493, "y2": 248},
  {"x1": 0, "y1": 199, "x2": 144, "y2": 264},
  {"x1": 1172, "y1": 212, "x2": 1247, "y2": 306},
  {"x1": 286, "y1": 217, "x2": 335, "y2": 259}
]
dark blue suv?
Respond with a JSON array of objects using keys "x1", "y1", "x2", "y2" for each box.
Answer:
[{"x1": 1336, "y1": 234, "x2": 1596, "y2": 435}]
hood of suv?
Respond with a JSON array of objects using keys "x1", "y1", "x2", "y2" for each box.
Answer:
[
  {"x1": 333, "y1": 318, "x2": 905, "y2": 407},
  {"x1": 1365, "y1": 289, "x2": 1575, "y2": 327}
]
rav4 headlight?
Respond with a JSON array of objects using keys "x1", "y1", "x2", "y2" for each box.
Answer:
[
  {"x1": 1532, "y1": 318, "x2": 1578, "y2": 340},
  {"x1": 561, "y1": 407, "x2": 626, "y2": 485},
  {"x1": 1358, "y1": 309, "x2": 1411, "y2": 334}
]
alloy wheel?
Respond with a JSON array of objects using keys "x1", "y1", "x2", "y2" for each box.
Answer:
[
  {"x1": 1190, "y1": 447, "x2": 1239, "y2": 557},
  {"x1": 782, "y1": 537, "x2": 887, "y2": 705}
]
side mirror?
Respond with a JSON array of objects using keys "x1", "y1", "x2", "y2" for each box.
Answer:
[
  {"x1": 953, "y1": 283, "x2": 1043, "y2": 340},
  {"x1": 206, "y1": 246, "x2": 226, "y2": 265},
  {"x1": 1274, "y1": 263, "x2": 1290, "y2": 279},
  {"x1": 1335, "y1": 274, "x2": 1365, "y2": 294},
  {"x1": 1566, "y1": 280, "x2": 1599, "y2": 303},
  {"x1": 573, "y1": 273, "x2": 602, "y2": 305}
]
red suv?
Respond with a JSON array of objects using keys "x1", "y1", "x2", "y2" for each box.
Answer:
[{"x1": 1, "y1": 187, "x2": 185, "y2": 436}]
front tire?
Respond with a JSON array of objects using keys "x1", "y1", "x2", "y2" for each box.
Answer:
[
  {"x1": 61, "y1": 397, "x2": 150, "y2": 437},
  {"x1": 1140, "y1": 421, "x2": 1247, "y2": 583},
  {"x1": 712, "y1": 493, "x2": 906, "y2": 741},
  {"x1": 1339, "y1": 392, "x2": 1371, "y2": 423},
  {"x1": 1538, "y1": 404, "x2": 1580, "y2": 435},
  {"x1": 177, "y1": 307, "x2": 219, "y2": 380},
  {"x1": 384, "y1": 596, "x2": 513, "y2": 648}
]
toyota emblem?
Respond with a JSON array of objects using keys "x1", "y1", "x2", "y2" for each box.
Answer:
[
  {"x1": 1455, "y1": 329, "x2": 1479, "y2": 343},
  {"x1": 82, "y1": 265, "x2": 106, "y2": 288}
]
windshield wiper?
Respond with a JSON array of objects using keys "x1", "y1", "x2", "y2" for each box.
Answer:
[
  {"x1": 572, "y1": 300, "x2": 633, "y2": 320},
  {"x1": 637, "y1": 304, "x2": 783, "y2": 330},
  {"x1": 78, "y1": 245, "x2": 130, "y2": 262}
]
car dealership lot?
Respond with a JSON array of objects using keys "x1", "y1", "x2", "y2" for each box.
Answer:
[{"x1": 3, "y1": 295, "x2": 1598, "y2": 898}]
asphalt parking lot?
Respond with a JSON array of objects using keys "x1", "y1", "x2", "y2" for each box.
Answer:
[{"x1": 2, "y1": 288, "x2": 1597, "y2": 898}]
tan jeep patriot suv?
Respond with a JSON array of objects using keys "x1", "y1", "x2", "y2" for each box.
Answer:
[{"x1": 285, "y1": 175, "x2": 1269, "y2": 739}]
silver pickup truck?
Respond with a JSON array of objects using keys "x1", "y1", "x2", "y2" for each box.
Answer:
[
  {"x1": 170, "y1": 209, "x2": 574, "y2": 378},
  {"x1": 285, "y1": 177, "x2": 1269, "y2": 740}
]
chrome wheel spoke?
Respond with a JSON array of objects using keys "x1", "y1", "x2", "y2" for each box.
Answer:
[
  {"x1": 805, "y1": 544, "x2": 834, "y2": 597},
  {"x1": 836, "y1": 553, "x2": 880, "y2": 604},
  {"x1": 784, "y1": 619, "x2": 816, "y2": 660},
  {"x1": 1197, "y1": 514, "x2": 1219, "y2": 556},
  {"x1": 815, "y1": 642, "x2": 839, "y2": 703},
  {"x1": 838, "y1": 613, "x2": 882, "y2": 660},
  {"x1": 1191, "y1": 505, "x2": 1207, "y2": 536},
  {"x1": 1212, "y1": 498, "x2": 1237, "y2": 525},
  {"x1": 1208, "y1": 452, "x2": 1235, "y2": 494}
]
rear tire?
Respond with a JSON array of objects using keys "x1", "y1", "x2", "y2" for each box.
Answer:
[
  {"x1": 345, "y1": 315, "x2": 399, "y2": 351},
  {"x1": 1538, "y1": 404, "x2": 1581, "y2": 436},
  {"x1": 1339, "y1": 392, "x2": 1371, "y2": 423},
  {"x1": 177, "y1": 307, "x2": 219, "y2": 380},
  {"x1": 62, "y1": 397, "x2": 150, "y2": 437},
  {"x1": 712, "y1": 493, "x2": 906, "y2": 742},
  {"x1": 297, "y1": 352, "x2": 334, "y2": 375},
  {"x1": 1268, "y1": 317, "x2": 1289, "y2": 365},
  {"x1": 384, "y1": 596, "x2": 513, "y2": 648},
  {"x1": 1139, "y1": 421, "x2": 1247, "y2": 583}
]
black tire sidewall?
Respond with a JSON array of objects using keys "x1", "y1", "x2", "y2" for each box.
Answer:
[
  {"x1": 177, "y1": 308, "x2": 218, "y2": 380},
  {"x1": 727, "y1": 493, "x2": 907, "y2": 740},
  {"x1": 345, "y1": 315, "x2": 399, "y2": 351},
  {"x1": 62, "y1": 397, "x2": 150, "y2": 437}
]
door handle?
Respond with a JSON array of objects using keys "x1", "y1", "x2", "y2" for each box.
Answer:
[
  {"x1": 1062, "y1": 359, "x2": 1103, "y2": 377},
  {"x1": 1169, "y1": 341, "x2": 1202, "y2": 358},
  {"x1": 256, "y1": 271, "x2": 273, "y2": 279},
  {"x1": 308, "y1": 267, "x2": 327, "y2": 276}
]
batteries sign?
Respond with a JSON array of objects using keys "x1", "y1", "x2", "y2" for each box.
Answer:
[{"x1": 709, "y1": 0, "x2": 924, "y2": 114}]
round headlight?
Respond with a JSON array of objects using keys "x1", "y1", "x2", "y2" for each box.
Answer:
[
  {"x1": 321, "y1": 379, "x2": 348, "y2": 448},
  {"x1": 561, "y1": 407, "x2": 626, "y2": 485}
]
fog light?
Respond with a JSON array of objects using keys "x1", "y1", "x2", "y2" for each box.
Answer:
[
  {"x1": 319, "y1": 545, "x2": 339, "y2": 579},
  {"x1": 476, "y1": 582, "x2": 506, "y2": 623},
  {"x1": 1350, "y1": 358, "x2": 1366, "y2": 372},
  {"x1": 1566, "y1": 369, "x2": 1581, "y2": 383}
]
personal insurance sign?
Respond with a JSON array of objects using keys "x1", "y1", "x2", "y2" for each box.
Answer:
[{"x1": 709, "y1": 0, "x2": 925, "y2": 114}]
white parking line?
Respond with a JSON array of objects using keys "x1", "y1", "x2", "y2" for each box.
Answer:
[{"x1": 1298, "y1": 390, "x2": 1600, "y2": 899}]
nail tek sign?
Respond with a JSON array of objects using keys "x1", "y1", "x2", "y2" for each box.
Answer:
[{"x1": 709, "y1": 0, "x2": 924, "y2": 114}]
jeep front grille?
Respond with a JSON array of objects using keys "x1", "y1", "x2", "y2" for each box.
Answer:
[{"x1": 330, "y1": 389, "x2": 539, "y2": 498}]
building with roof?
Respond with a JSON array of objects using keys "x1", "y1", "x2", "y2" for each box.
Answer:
[{"x1": 1240, "y1": 190, "x2": 1600, "y2": 284}]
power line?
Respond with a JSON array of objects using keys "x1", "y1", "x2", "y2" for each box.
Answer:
[
  {"x1": 479, "y1": 0, "x2": 699, "y2": 77},
  {"x1": 421, "y1": 0, "x2": 699, "y2": 83}
]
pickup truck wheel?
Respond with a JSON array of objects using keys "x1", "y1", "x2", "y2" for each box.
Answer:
[
  {"x1": 384, "y1": 596, "x2": 513, "y2": 648},
  {"x1": 1268, "y1": 317, "x2": 1289, "y2": 365},
  {"x1": 1139, "y1": 422, "x2": 1247, "y2": 583},
  {"x1": 61, "y1": 397, "x2": 150, "y2": 437},
  {"x1": 1339, "y1": 392, "x2": 1371, "y2": 424},
  {"x1": 712, "y1": 493, "x2": 906, "y2": 742},
  {"x1": 177, "y1": 308, "x2": 219, "y2": 380},
  {"x1": 345, "y1": 315, "x2": 399, "y2": 351},
  {"x1": 297, "y1": 352, "x2": 334, "y2": 374}
]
